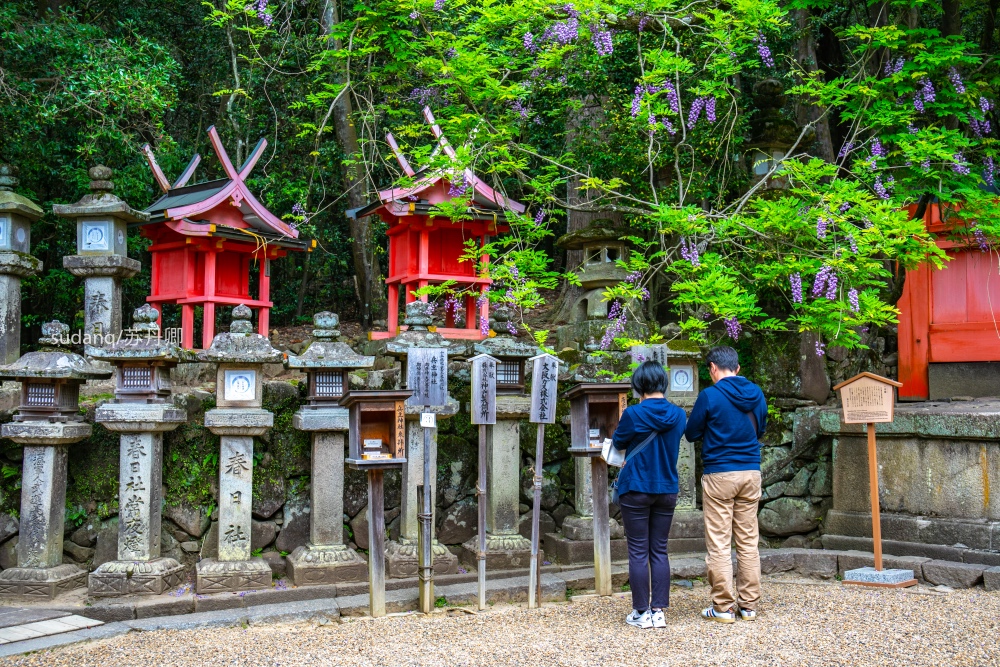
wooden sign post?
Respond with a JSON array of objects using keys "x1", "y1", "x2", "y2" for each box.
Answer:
[
  {"x1": 469, "y1": 354, "x2": 497, "y2": 611},
  {"x1": 527, "y1": 353, "x2": 559, "y2": 609},
  {"x1": 833, "y1": 372, "x2": 916, "y2": 588},
  {"x1": 407, "y1": 347, "x2": 449, "y2": 614}
]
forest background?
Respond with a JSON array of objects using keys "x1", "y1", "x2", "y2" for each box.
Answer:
[{"x1": 0, "y1": 0, "x2": 996, "y2": 357}]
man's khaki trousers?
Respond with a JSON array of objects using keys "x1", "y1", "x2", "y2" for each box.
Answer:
[{"x1": 702, "y1": 470, "x2": 762, "y2": 612}]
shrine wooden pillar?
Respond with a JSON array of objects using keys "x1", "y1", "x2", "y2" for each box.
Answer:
[
  {"x1": 203, "y1": 249, "x2": 217, "y2": 350},
  {"x1": 387, "y1": 284, "x2": 400, "y2": 334},
  {"x1": 182, "y1": 306, "x2": 194, "y2": 349},
  {"x1": 258, "y1": 258, "x2": 270, "y2": 335},
  {"x1": 183, "y1": 244, "x2": 196, "y2": 349},
  {"x1": 465, "y1": 294, "x2": 476, "y2": 331}
]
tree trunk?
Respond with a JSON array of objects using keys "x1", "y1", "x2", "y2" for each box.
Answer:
[
  {"x1": 982, "y1": 0, "x2": 999, "y2": 53},
  {"x1": 793, "y1": 9, "x2": 835, "y2": 163},
  {"x1": 321, "y1": 0, "x2": 383, "y2": 326},
  {"x1": 941, "y1": 0, "x2": 962, "y2": 38}
]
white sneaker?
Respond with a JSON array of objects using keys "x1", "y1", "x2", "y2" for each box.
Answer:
[
  {"x1": 650, "y1": 608, "x2": 666, "y2": 628},
  {"x1": 701, "y1": 606, "x2": 736, "y2": 624},
  {"x1": 739, "y1": 607, "x2": 757, "y2": 621},
  {"x1": 626, "y1": 609, "x2": 653, "y2": 629}
]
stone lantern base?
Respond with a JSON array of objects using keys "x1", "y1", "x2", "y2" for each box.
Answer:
[
  {"x1": 195, "y1": 558, "x2": 272, "y2": 594},
  {"x1": 287, "y1": 544, "x2": 368, "y2": 586},
  {"x1": 89, "y1": 557, "x2": 186, "y2": 597},
  {"x1": 386, "y1": 538, "x2": 458, "y2": 579},
  {"x1": 0, "y1": 564, "x2": 87, "y2": 599},
  {"x1": 459, "y1": 534, "x2": 534, "y2": 570}
]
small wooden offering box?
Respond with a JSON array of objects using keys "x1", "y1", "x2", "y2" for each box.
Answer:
[
  {"x1": 563, "y1": 383, "x2": 630, "y2": 457},
  {"x1": 340, "y1": 389, "x2": 413, "y2": 469}
]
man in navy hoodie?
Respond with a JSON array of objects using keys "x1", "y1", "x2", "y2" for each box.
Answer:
[{"x1": 684, "y1": 346, "x2": 767, "y2": 624}]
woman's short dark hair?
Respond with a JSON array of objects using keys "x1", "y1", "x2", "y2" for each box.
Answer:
[
  {"x1": 706, "y1": 345, "x2": 740, "y2": 371},
  {"x1": 631, "y1": 360, "x2": 669, "y2": 396}
]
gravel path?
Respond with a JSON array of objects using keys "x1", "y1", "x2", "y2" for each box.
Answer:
[{"x1": 3, "y1": 582, "x2": 998, "y2": 667}]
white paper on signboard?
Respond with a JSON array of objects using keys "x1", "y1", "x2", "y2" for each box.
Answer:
[{"x1": 224, "y1": 369, "x2": 256, "y2": 402}]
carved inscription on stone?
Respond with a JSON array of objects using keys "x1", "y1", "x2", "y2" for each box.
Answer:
[
  {"x1": 407, "y1": 348, "x2": 448, "y2": 407},
  {"x1": 470, "y1": 355, "x2": 497, "y2": 426},
  {"x1": 218, "y1": 436, "x2": 253, "y2": 562},
  {"x1": 118, "y1": 434, "x2": 152, "y2": 561},
  {"x1": 529, "y1": 354, "x2": 559, "y2": 424}
]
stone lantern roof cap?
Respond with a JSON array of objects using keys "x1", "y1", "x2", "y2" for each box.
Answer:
[
  {"x1": 555, "y1": 221, "x2": 631, "y2": 250},
  {"x1": 0, "y1": 165, "x2": 43, "y2": 221},
  {"x1": 0, "y1": 321, "x2": 113, "y2": 381},
  {"x1": 52, "y1": 165, "x2": 150, "y2": 224},
  {"x1": 86, "y1": 304, "x2": 194, "y2": 363},
  {"x1": 385, "y1": 301, "x2": 470, "y2": 358},
  {"x1": 474, "y1": 306, "x2": 538, "y2": 358},
  {"x1": 197, "y1": 304, "x2": 283, "y2": 364},
  {"x1": 285, "y1": 311, "x2": 375, "y2": 369}
]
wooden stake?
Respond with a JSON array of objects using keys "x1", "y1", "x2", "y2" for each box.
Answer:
[
  {"x1": 419, "y1": 423, "x2": 434, "y2": 614},
  {"x1": 528, "y1": 423, "x2": 545, "y2": 609},
  {"x1": 867, "y1": 422, "x2": 883, "y2": 571},
  {"x1": 368, "y1": 469, "x2": 386, "y2": 618},
  {"x1": 477, "y1": 424, "x2": 488, "y2": 610},
  {"x1": 591, "y1": 457, "x2": 612, "y2": 596}
]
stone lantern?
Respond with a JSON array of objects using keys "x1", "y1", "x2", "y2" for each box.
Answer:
[
  {"x1": 53, "y1": 166, "x2": 144, "y2": 339},
  {"x1": 284, "y1": 311, "x2": 374, "y2": 586},
  {"x1": 459, "y1": 305, "x2": 537, "y2": 568},
  {"x1": 0, "y1": 321, "x2": 111, "y2": 598},
  {"x1": 195, "y1": 304, "x2": 282, "y2": 593},
  {"x1": 383, "y1": 300, "x2": 463, "y2": 578},
  {"x1": 85, "y1": 304, "x2": 191, "y2": 596},
  {"x1": 745, "y1": 79, "x2": 812, "y2": 192},
  {"x1": 0, "y1": 164, "x2": 43, "y2": 364}
]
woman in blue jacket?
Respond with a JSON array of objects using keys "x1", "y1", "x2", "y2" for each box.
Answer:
[{"x1": 612, "y1": 360, "x2": 687, "y2": 629}]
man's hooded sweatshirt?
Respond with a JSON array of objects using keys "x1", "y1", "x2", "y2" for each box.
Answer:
[
  {"x1": 684, "y1": 376, "x2": 768, "y2": 474},
  {"x1": 611, "y1": 398, "x2": 686, "y2": 496}
]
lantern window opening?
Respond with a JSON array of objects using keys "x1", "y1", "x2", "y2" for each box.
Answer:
[
  {"x1": 497, "y1": 359, "x2": 523, "y2": 386},
  {"x1": 313, "y1": 370, "x2": 345, "y2": 399},
  {"x1": 25, "y1": 383, "x2": 55, "y2": 407},
  {"x1": 121, "y1": 366, "x2": 153, "y2": 390}
]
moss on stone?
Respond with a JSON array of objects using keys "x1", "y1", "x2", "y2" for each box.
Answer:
[
  {"x1": 163, "y1": 395, "x2": 220, "y2": 510},
  {"x1": 65, "y1": 423, "x2": 120, "y2": 518}
]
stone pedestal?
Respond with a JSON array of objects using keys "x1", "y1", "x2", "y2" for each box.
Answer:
[
  {"x1": 0, "y1": 253, "x2": 41, "y2": 364},
  {"x1": 0, "y1": 423, "x2": 91, "y2": 598},
  {"x1": 460, "y1": 396, "x2": 533, "y2": 568},
  {"x1": 287, "y1": 412, "x2": 367, "y2": 585},
  {"x1": 196, "y1": 408, "x2": 272, "y2": 593},
  {"x1": 387, "y1": 400, "x2": 460, "y2": 578},
  {"x1": 63, "y1": 255, "x2": 140, "y2": 337},
  {"x1": 670, "y1": 435, "x2": 706, "y2": 552},
  {"x1": 543, "y1": 454, "x2": 626, "y2": 565},
  {"x1": 89, "y1": 404, "x2": 186, "y2": 596}
]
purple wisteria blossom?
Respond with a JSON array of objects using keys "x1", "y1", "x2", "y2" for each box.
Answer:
[
  {"x1": 908, "y1": 124, "x2": 919, "y2": 134},
  {"x1": 816, "y1": 217, "x2": 828, "y2": 239},
  {"x1": 981, "y1": 97, "x2": 994, "y2": 114},
  {"x1": 687, "y1": 97, "x2": 705, "y2": 127},
  {"x1": 448, "y1": 175, "x2": 468, "y2": 197},
  {"x1": 253, "y1": 0, "x2": 273, "y2": 27},
  {"x1": 953, "y1": 153, "x2": 971, "y2": 175},
  {"x1": 638, "y1": 15, "x2": 650, "y2": 31},
  {"x1": 724, "y1": 317, "x2": 742, "y2": 340},
  {"x1": 838, "y1": 142, "x2": 854, "y2": 159},
  {"x1": 631, "y1": 86, "x2": 643, "y2": 118},
  {"x1": 446, "y1": 47, "x2": 457, "y2": 59},
  {"x1": 512, "y1": 100, "x2": 530, "y2": 119},
  {"x1": 662, "y1": 119, "x2": 677, "y2": 135},
  {"x1": 921, "y1": 158, "x2": 931, "y2": 171},
  {"x1": 812, "y1": 265, "x2": 835, "y2": 297},
  {"x1": 523, "y1": 32, "x2": 536, "y2": 53},
  {"x1": 550, "y1": 17, "x2": 579, "y2": 45},
  {"x1": 705, "y1": 97, "x2": 717, "y2": 122},
  {"x1": 974, "y1": 225, "x2": 989, "y2": 252},
  {"x1": 534, "y1": 209, "x2": 545, "y2": 224},
  {"x1": 839, "y1": 202, "x2": 852, "y2": 213},
  {"x1": 949, "y1": 67, "x2": 966, "y2": 93},
  {"x1": 847, "y1": 234, "x2": 858, "y2": 253},
  {"x1": 790, "y1": 273, "x2": 803, "y2": 304},
  {"x1": 914, "y1": 78, "x2": 935, "y2": 113},
  {"x1": 874, "y1": 174, "x2": 892, "y2": 199},
  {"x1": 591, "y1": 24, "x2": 613, "y2": 56},
  {"x1": 664, "y1": 83, "x2": 679, "y2": 113},
  {"x1": 754, "y1": 33, "x2": 774, "y2": 68},
  {"x1": 409, "y1": 10, "x2": 419, "y2": 18},
  {"x1": 433, "y1": 0, "x2": 445, "y2": 11},
  {"x1": 870, "y1": 137, "x2": 885, "y2": 159},
  {"x1": 291, "y1": 202, "x2": 307, "y2": 218},
  {"x1": 815, "y1": 340, "x2": 826, "y2": 357},
  {"x1": 601, "y1": 300, "x2": 626, "y2": 349},
  {"x1": 883, "y1": 57, "x2": 904, "y2": 76},
  {"x1": 679, "y1": 237, "x2": 700, "y2": 266},
  {"x1": 825, "y1": 271, "x2": 838, "y2": 300},
  {"x1": 409, "y1": 87, "x2": 437, "y2": 105},
  {"x1": 970, "y1": 118, "x2": 992, "y2": 137},
  {"x1": 984, "y1": 157, "x2": 996, "y2": 187},
  {"x1": 848, "y1": 288, "x2": 860, "y2": 313},
  {"x1": 477, "y1": 294, "x2": 489, "y2": 336}
]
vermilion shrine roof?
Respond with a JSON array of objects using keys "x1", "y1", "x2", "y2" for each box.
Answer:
[
  {"x1": 140, "y1": 126, "x2": 307, "y2": 249},
  {"x1": 348, "y1": 107, "x2": 525, "y2": 222}
]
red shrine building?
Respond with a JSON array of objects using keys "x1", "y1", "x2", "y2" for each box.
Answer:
[
  {"x1": 139, "y1": 127, "x2": 311, "y2": 349},
  {"x1": 897, "y1": 201, "x2": 1000, "y2": 400},
  {"x1": 349, "y1": 107, "x2": 525, "y2": 340}
]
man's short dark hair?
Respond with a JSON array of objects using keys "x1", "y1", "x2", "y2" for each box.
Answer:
[
  {"x1": 706, "y1": 346, "x2": 740, "y2": 372},
  {"x1": 631, "y1": 360, "x2": 669, "y2": 396}
]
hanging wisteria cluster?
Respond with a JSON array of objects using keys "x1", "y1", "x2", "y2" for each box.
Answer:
[
  {"x1": 253, "y1": 0, "x2": 272, "y2": 27},
  {"x1": 884, "y1": 57, "x2": 905, "y2": 76},
  {"x1": 985, "y1": 157, "x2": 996, "y2": 187},
  {"x1": 949, "y1": 67, "x2": 966, "y2": 94},
  {"x1": 913, "y1": 78, "x2": 936, "y2": 112},
  {"x1": 812, "y1": 265, "x2": 838, "y2": 300},
  {"x1": 679, "y1": 237, "x2": 700, "y2": 266},
  {"x1": 753, "y1": 33, "x2": 774, "y2": 68},
  {"x1": 789, "y1": 273, "x2": 803, "y2": 304},
  {"x1": 448, "y1": 174, "x2": 468, "y2": 196},
  {"x1": 600, "y1": 300, "x2": 626, "y2": 349}
]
